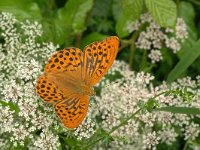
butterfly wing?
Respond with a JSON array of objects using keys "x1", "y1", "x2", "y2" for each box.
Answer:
[
  {"x1": 44, "y1": 48, "x2": 84, "y2": 83},
  {"x1": 54, "y1": 94, "x2": 89, "y2": 128},
  {"x1": 82, "y1": 36, "x2": 119, "y2": 86},
  {"x1": 35, "y1": 75, "x2": 64, "y2": 103}
]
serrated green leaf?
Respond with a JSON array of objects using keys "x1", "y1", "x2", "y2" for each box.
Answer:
[
  {"x1": 0, "y1": 0, "x2": 42, "y2": 21},
  {"x1": 122, "y1": 0, "x2": 144, "y2": 20},
  {"x1": 145, "y1": 0, "x2": 177, "y2": 28},
  {"x1": 167, "y1": 39, "x2": 200, "y2": 83},
  {"x1": 116, "y1": 0, "x2": 144, "y2": 37},
  {"x1": 157, "y1": 106, "x2": 200, "y2": 115}
]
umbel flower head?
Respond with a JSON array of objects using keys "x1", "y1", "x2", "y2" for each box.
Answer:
[{"x1": 127, "y1": 13, "x2": 188, "y2": 63}]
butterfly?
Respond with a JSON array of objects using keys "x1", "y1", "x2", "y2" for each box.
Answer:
[{"x1": 35, "y1": 36, "x2": 119, "y2": 128}]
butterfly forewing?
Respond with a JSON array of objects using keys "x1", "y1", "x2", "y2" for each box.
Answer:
[
  {"x1": 54, "y1": 94, "x2": 89, "y2": 128},
  {"x1": 45, "y1": 48, "x2": 84, "y2": 80},
  {"x1": 83, "y1": 36, "x2": 119, "y2": 86}
]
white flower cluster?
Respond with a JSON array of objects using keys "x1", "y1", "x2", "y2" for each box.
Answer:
[
  {"x1": 74, "y1": 118, "x2": 95, "y2": 140},
  {"x1": 0, "y1": 12, "x2": 62, "y2": 149},
  {"x1": 31, "y1": 131, "x2": 60, "y2": 150},
  {"x1": 94, "y1": 60, "x2": 200, "y2": 149},
  {"x1": 127, "y1": 13, "x2": 188, "y2": 63},
  {"x1": 0, "y1": 12, "x2": 97, "y2": 149}
]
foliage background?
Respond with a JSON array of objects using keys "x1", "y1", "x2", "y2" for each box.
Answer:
[{"x1": 0, "y1": 0, "x2": 200, "y2": 149}]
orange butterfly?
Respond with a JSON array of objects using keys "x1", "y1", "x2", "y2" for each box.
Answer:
[{"x1": 35, "y1": 36, "x2": 119, "y2": 128}]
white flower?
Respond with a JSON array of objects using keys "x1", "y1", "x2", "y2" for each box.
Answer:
[
  {"x1": 16, "y1": 59, "x2": 41, "y2": 81},
  {"x1": 165, "y1": 37, "x2": 181, "y2": 53},
  {"x1": 1, "y1": 79, "x2": 23, "y2": 103},
  {"x1": 127, "y1": 20, "x2": 141, "y2": 33},
  {"x1": 183, "y1": 123, "x2": 200, "y2": 141},
  {"x1": 176, "y1": 18, "x2": 188, "y2": 40},
  {"x1": 32, "y1": 132, "x2": 60, "y2": 150},
  {"x1": 74, "y1": 118, "x2": 96, "y2": 140},
  {"x1": 158, "y1": 128, "x2": 177, "y2": 145},
  {"x1": 140, "y1": 13, "x2": 152, "y2": 23},
  {"x1": 142, "y1": 131, "x2": 160, "y2": 150},
  {"x1": 139, "y1": 112, "x2": 156, "y2": 127},
  {"x1": 148, "y1": 49, "x2": 163, "y2": 63}
]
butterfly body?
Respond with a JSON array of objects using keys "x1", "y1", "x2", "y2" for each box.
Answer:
[{"x1": 36, "y1": 36, "x2": 119, "y2": 128}]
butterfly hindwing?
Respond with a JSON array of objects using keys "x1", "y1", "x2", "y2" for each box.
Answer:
[
  {"x1": 54, "y1": 94, "x2": 89, "y2": 128},
  {"x1": 35, "y1": 75, "x2": 64, "y2": 103},
  {"x1": 83, "y1": 36, "x2": 119, "y2": 86}
]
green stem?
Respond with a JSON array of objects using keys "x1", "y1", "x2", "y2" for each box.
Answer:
[
  {"x1": 119, "y1": 40, "x2": 130, "y2": 51},
  {"x1": 83, "y1": 108, "x2": 142, "y2": 149},
  {"x1": 129, "y1": 30, "x2": 140, "y2": 68},
  {"x1": 140, "y1": 49, "x2": 147, "y2": 71},
  {"x1": 183, "y1": 140, "x2": 189, "y2": 150},
  {"x1": 129, "y1": 43, "x2": 135, "y2": 68}
]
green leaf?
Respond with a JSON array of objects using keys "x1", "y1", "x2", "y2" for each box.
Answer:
[
  {"x1": 52, "y1": 0, "x2": 94, "y2": 45},
  {"x1": 57, "y1": 0, "x2": 94, "y2": 34},
  {"x1": 179, "y1": 1, "x2": 197, "y2": 41},
  {"x1": 116, "y1": 0, "x2": 144, "y2": 37},
  {"x1": 0, "y1": 100, "x2": 20, "y2": 113},
  {"x1": 157, "y1": 106, "x2": 200, "y2": 115},
  {"x1": 72, "y1": 0, "x2": 94, "y2": 34},
  {"x1": 167, "y1": 39, "x2": 200, "y2": 83},
  {"x1": 0, "y1": 0, "x2": 42, "y2": 21},
  {"x1": 145, "y1": 0, "x2": 177, "y2": 28},
  {"x1": 116, "y1": 14, "x2": 130, "y2": 38},
  {"x1": 80, "y1": 32, "x2": 108, "y2": 49},
  {"x1": 122, "y1": 0, "x2": 144, "y2": 20},
  {"x1": 177, "y1": 2, "x2": 197, "y2": 58}
]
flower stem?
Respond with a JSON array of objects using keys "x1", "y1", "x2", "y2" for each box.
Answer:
[
  {"x1": 183, "y1": 140, "x2": 189, "y2": 150},
  {"x1": 83, "y1": 108, "x2": 142, "y2": 149},
  {"x1": 129, "y1": 24, "x2": 146, "y2": 69},
  {"x1": 129, "y1": 42, "x2": 135, "y2": 68}
]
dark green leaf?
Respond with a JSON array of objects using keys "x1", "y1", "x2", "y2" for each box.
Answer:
[
  {"x1": 57, "y1": 0, "x2": 94, "y2": 34},
  {"x1": 167, "y1": 39, "x2": 200, "y2": 83},
  {"x1": 157, "y1": 106, "x2": 200, "y2": 115},
  {"x1": 52, "y1": 0, "x2": 94, "y2": 44},
  {"x1": 145, "y1": 0, "x2": 177, "y2": 28}
]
